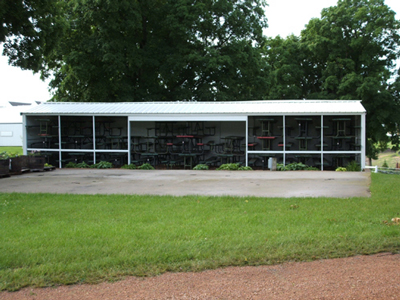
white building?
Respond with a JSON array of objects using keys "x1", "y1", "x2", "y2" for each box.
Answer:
[
  {"x1": 0, "y1": 102, "x2": 40, "y2": 146},
  {"x1": 20, "y1": 100, "x2": 366, "y2": 170}
]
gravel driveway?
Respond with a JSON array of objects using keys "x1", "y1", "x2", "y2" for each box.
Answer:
[{"x1": 1, "y1": 253, "x2": 399, "y2": 299}]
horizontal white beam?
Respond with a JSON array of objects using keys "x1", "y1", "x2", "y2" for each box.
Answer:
[{"x1": 129, "y1": 114, "x2": 247, "y2": 122}]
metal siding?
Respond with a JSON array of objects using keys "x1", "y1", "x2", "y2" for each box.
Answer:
[
  {"x1": 21, "y1": 100, "x2": 366, "y2": 116},
  {"x1": 0, "y1": 123, "x2": 23, "y2": 146},
  {"x1": 0, "y1": 107, "x2": 24, "y2": 123}
]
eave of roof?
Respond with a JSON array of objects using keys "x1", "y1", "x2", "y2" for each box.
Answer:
[{"x1": 20, "y1": 100, "x2": 366, "y2": 115}]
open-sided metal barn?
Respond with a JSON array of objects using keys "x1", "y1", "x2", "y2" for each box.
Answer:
[{"x1": 21, "y1": 100, "x2": 366, "y2": 170}]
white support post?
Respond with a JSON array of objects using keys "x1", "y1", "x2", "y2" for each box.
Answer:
[
  {"x1": 361, "y1": 113, "x2": 366, "y2": 170},
  {"x1": 321, "y1": 115, "x2": 324, "y2": 171},
  {"x1": 92, "y1": 116, "x2": 96, "y2": 165},
  {"x1": 58, "y1": 115, "x2": 62, "y2": 168},
  {"x1": 283, "y1": 115, "x2": 286, "y2": 165},
  {"x1": 22, "y1": 114, "x2": 27, "y2": 155},
  {"x1": 128, "y1": 118, "x2": 131, "y2": 165},
  {"x1": 245, "y1": 116, "x2": 248, "y2": 167}
]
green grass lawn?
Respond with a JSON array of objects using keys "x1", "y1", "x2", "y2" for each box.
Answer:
[
  {"x1": 0, "y1": 173, "x2": 399, "y2": 291},
  {"x1": 0, "y1": 146, "x2": 23, "y2": 156}
]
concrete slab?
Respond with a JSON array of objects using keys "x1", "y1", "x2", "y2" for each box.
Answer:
[{"x1": 0, "y1": 169, "x2": 371, "y2": 198}]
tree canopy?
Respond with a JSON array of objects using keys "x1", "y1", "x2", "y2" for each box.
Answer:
[
  {"x1": 43, "y1": 0, "x2": 268, "y2": 102},
  {"x1": 0, "y1": 0, "x2": 66, "y2": 73},
  {"x1": 2, "y1": 0, "x2": 400, "y2": 153},
  {"x1": 263, "y1": 0, "x2": 400, "y2": 153}
]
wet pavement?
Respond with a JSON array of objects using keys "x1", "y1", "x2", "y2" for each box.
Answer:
[{"x1": 0, "y1": 169, "x2": 371, "y2": 198}]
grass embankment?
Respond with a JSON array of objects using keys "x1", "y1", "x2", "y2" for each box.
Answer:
[
  {"x1": 372, "y1": 149, "x2": 400, "y2": 168},
  {"x1": 1, "y1": 173, "x2": 399, "y2": 291}
]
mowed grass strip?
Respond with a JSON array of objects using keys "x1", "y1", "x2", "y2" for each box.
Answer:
[
  {"x1": 0, "y1": 147, "x2": 23, "y2": 155},
  {"x1": 0, "y1": 173, "x2": 399, "y2": 291}
]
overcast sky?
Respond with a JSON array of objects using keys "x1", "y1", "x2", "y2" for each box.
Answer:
[{"x1": 0, "y1": 0, "x2": 399, "y2": 107}]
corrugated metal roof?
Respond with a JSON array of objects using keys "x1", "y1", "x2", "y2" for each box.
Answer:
[{"x1": 20, "y1": 100, "x2": 366, "y2": 115}]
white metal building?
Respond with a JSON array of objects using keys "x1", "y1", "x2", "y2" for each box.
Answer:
[
  {"x1": 21, "y1": 100, "x2": 366, "y2": 170},
  {"x1": 0, "y1": 104, "x2": 30, "y2": 146},
  {"x1": 0, "y1": 101, "x2": 41, "y2": 147}
]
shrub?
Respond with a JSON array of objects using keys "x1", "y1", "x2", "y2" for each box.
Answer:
[
  {"x1": 65, "y1": 162, "x2": 77, "y2": 168},
  {"x1": 193, "y1": 164, "x2": 209, "y2": 170},
  {"x1": 76, "y1": 161, "x2": 91, "y2": 168},
  {"x1": 335, "y1": 167, "x2": 347, "y2": 172},
  {"x1": 121, "y1": 164, "x2": 137, "y2": 169},
  {"x1": 138, "y1": 163, "x2": 155, "y2": 170},
  {"x1": 286, "y1": 162, "x2": 307, "y2": 170},
  {"x1": 306, "y1": 166, "x2": 319, "y2": 171},
  {"x1": 238, "y1": 166, "x2": 253, "y2": 171},
  {"x1": 345, "y1": 161, "x2": 361, "y2": 171},
  {"x1": 277, "y1": 162, "x2": 317, "y2": 171},
  {"x1": 382, "y1": 160, "x2": 388, "y2": 168},
  {"x1": 217, "y1": 163, "x2": 240, "y2": 170},
  {"x1": 0, "y1": 152, "x2": 19, "y2": 159},
  {"x1": 92, "y1": 161, "x2": 113, "y2": 169},
  {"x1": 277, "y1": 163, "x2": 286, "y2": 171}
]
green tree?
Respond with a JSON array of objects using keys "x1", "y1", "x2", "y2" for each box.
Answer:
[
  {"x1": 0, "y1": 0, "x2": 66, "y2": 73},
  {"x1": 264, "y1": 0, "x2": 400, "y2": 157},
  {"x1": 47, "y1": 0, "x2": 268, "y2": 102},
  {"x1": 263, "y1": 35, "x2": 303, "y2": 99},
  {"x1": 262, "y1": 35, "x2": 323, "y2": 99},
  {"x1": 300, "y1": 0, "x2": 400, "y2": 156}
]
